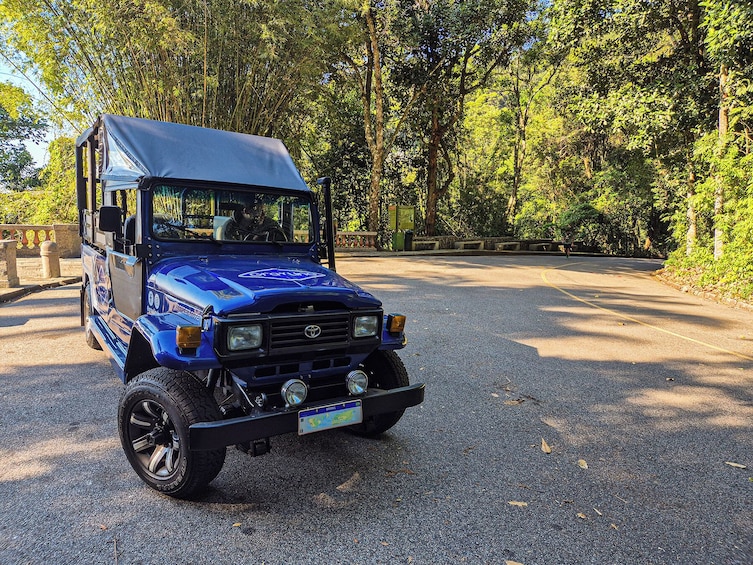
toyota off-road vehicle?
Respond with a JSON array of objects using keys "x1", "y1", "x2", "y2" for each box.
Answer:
[{"x1": 76, "y1": 115, "x2": 424, "y2": 498}]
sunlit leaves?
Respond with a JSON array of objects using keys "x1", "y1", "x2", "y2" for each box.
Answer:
[{"x1": 0, "y1": 0, "x2": 339, "y2": 136}]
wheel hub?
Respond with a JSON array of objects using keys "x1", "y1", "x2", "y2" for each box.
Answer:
[{"x1": 148, "y1": 425, "x2": 171, "y2": 446}]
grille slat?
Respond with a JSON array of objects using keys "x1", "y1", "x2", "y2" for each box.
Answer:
[{"x1": 269, "y1": 314, "x2": 350, "y2": 351}]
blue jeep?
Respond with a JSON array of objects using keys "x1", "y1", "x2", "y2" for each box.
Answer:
[{"x1": 76, "y1": 115, "x2": 424, "y2": 498}]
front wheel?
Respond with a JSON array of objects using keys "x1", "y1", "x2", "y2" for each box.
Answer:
[
  {"x1": 118, "y1": 368, "x2": 226, "y2": 498},
  {"x1": 350, "y1": 350, "x2": 410, "y2": 437}
]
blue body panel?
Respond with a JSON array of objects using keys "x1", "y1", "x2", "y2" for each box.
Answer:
[
  {"x1": 145, "y1": 255, "x2": 381, "y2": 317},
  {"x1": 83, "y1": 248, "x2": 403, "y2": 382}
]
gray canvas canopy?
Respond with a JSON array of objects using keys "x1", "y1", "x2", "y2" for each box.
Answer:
[{"x1": 81, "y1": 114, "x2": 309, "y2": 193}]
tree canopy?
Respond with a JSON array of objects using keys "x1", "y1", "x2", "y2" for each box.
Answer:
[
  {"x1": 0, "y1": 82, "x2": 45, "y2": 192},
  {"x1": 0, "y1": 0, "x2": 751, "y2": 299}
]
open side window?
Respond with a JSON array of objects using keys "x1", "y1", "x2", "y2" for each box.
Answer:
[
  {"x1": 76, "y1": 121, "x2": 140, "y2": 255},
  {"x1": 76, "y1": 125, "x2": 108, "y2": 249}
]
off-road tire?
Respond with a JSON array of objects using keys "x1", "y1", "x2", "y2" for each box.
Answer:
[
  {"x1": 351, "y1": 349, "x2": 410, "y2": 437},
  {"x1": 118, "y1": 367, "x2": 226, "y2": 498},
  {"x1": 83, "y1": 282, "x2": 102, "y2": 350}
]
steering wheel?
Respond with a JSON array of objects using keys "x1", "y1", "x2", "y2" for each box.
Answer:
[{"x1": 226, "y1": 221, "x2": 287, "y2": 242}]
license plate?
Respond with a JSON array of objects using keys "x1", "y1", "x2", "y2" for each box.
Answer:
[{"x1": 298, "y1": 400, "x2": 363, "y2": 435}]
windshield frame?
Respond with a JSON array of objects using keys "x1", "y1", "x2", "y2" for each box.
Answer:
[{"x1": 148, "y1": 182, "x2": 316, "y2": 247}]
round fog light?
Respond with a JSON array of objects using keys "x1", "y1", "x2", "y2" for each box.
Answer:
[
  {"x1": 346, "y1": 370, "x2": 369, "y2": 396},
  {"x1": 281, "y1": 379, "x2": 308, "y2": 407}
]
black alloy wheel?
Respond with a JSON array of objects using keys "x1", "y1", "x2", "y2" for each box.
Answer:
[{"x1": 118, "y1": 368, "x2": 226, "y2": 498}]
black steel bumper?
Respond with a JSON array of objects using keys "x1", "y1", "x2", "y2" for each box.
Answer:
[{"x1": 188, "y1": 383, "x2": 425, "y2": 451}]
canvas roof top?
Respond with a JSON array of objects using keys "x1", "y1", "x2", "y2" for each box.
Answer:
[{"x1": 87, "y1": 114, "x2": 309, "y2": 193}]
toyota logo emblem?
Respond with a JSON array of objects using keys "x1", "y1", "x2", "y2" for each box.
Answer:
[{"x1": 304, "y1": 325, "x2": 322, "y2": 339}]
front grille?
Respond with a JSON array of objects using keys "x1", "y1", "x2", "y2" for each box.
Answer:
[{"x1": 269, "y1": 313, "x2": 350, "y2": 351}]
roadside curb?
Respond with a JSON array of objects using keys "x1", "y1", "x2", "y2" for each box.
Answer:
[{"x1": 0, "y1": 277, "x2": 82, "y2": 304}]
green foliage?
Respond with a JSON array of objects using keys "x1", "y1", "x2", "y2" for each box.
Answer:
[
  {"x1": 0, "y1": 136, "x2": 77, "y2": 223},
  {"x1": 34, "y1": 137, "x2": 77, "y2": 223},
  {"x1": 391, "y1": 0, "x2": 532, "y2": 235},
  {"x1": 0, "y1": 145, "x2": 40, "y2": 191},
  {"x1": 0, "y1": 0, "x2": 340, "y2": 136},
  {"x1": 0, "y1": 0, "x2": 750, "y2": 301},
  {"x1": 0, "y1": 82, "x2": 45, "y2": 191},
  {"x1": 702, "y1": 0, "x2": 753, "y2": 68},
  {"x1": 665, "y1": 243, "x2": 753, "y2": 301},
  {"x1": 300, "y1": 86, "x2": 372, "y2": 231}
]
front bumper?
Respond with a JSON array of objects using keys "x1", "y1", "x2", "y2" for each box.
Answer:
[{"x1": 188, "y1": 383, "x2": 425, "y2": 450}]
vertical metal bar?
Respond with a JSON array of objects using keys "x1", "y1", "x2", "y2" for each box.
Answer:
[{"x1": 317, "y1": 177, "x2": 336, "y2": 272}]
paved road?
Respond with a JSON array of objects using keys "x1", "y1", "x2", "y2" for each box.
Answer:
[{"x1": 1, "y1": 255, "x2": 751, "y2": 564}]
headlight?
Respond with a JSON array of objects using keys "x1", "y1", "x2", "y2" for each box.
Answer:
[
  {"x1": 227, "y1": 324, "x2": 263, "y2": 351},
  {"x1": 353, "y1": 315, "x2": 379, "y2": 338}
]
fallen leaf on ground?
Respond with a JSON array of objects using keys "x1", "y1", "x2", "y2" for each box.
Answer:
[
  {"x1": 381, "y1": 541, "x2": 390, "y2": 546},
  {"x1": 725, "y1": 461, "x2": 747, "y2": 469},
  {"x1": 611, "y1": 523, "x2": 619, "y2": 530},
  {"x1": 593, "y1": 508, "x2": 602, "y2": 516},
  {"x1": 491, "y1": 392, "x2": 500, "y2": 398},
  {"x1": 541, "y1": 438, "x2": 552, "y2": 454},
  {"x1": 385, "y1": 468, "x2": 416, "y2": 477},
  {"x1": 232, "y1": 523, "x2": 241, "y2": 528},
  {"x1": 577, "y1": 512, "x2": 587, "y2": 519},
  {"x1": 508, "y1": 501, "x2": 528, "y2": 507},
  {"x1": 336, "y1": 471, "x2": 361, "y2": 492},
  {"x1": 505, "y1": 561, "x2": 525, "y2": 565},
  {"x1": 578, "y1": 459, "x2": 588, "y2": 469}
]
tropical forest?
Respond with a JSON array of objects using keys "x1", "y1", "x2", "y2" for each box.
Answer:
[{"x1": 0, "y1": 0, "x2": 751, "y2": 300}]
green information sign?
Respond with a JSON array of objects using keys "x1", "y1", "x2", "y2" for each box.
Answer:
[{"x1": 388, "y1": 205, "x2": 415, "y2": 231}]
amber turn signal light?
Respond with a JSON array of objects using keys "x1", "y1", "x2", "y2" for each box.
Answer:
[
  {"x1": 387, "y1": 314, "x2": 406, "y2": 333},
  {"x1": 176, "y1": 325, "x2": 202, "y2": 349}
]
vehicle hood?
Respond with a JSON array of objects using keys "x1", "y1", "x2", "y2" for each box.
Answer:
[{"x1": 146, "y1": 256, "x2": 381, "y2": 317}]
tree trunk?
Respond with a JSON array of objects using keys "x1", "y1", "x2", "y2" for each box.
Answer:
[
  {"x1": 714, "y1": 63, "x2": 729, "y2": 260},
  {"x1": 686, "y1": 163, "x2": 697, "y2": 256},
  {"x1": 507, "y1": 104, "x2": 527, "y2": 225},
  {"x1": 368, "y1": 151, "x2": 384, "y2": 234},
  {"x1": 364, "y1": 6, "x2": 385, "y2": 235},
  {"x1": 425, "y1": 106, "x2": 442, "y2": 236}
]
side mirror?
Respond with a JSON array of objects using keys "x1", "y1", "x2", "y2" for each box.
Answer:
[{"x1": 98, "y1": 206, "x2": 122, "y2": 233}]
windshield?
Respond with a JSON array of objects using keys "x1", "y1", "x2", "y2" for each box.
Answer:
[{"x1": 151, "y1": 185, "x2": 314, "y2": 244}]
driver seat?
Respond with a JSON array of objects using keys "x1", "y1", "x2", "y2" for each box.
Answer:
[{"x1": 214, "y1": 216, "x2": 233, "y2": 240}]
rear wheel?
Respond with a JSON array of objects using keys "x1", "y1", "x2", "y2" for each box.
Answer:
[
  {"x1": 351, "y1": 350, "x2": 410, "y2": 437},
  {"x1": 118, "y1": 368, "x2": 226, "y2": 498}
]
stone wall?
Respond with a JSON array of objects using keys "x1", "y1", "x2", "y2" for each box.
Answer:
[
  {"x1": 0, "y1": 224, "x2": 81, "y2": 258},
  {"x1": 0, "y1": 240, "x2": 19, "y2": 288},
  {"x1": 52, "y1": 224, "x2": 82, "y2": 258}
]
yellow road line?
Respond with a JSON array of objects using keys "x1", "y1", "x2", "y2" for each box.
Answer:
[{"x1": 541, "y1": 264, "x2": 753, "y2": 362}]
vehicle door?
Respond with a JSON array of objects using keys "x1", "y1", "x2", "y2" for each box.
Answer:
[{"x1": 107, "y1": 190, "x2": 143, "y2": 324}]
